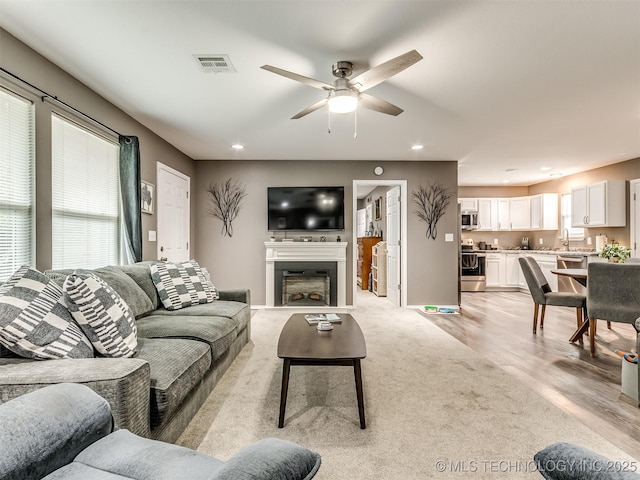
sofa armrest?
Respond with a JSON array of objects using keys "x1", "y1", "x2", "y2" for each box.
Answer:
[
  {"x1": 218, "y1": 288, "x2": 250, "y2": 305},
  {"x1": 0, "y1": 358, "x2": 151, "y2": 437},
  {"x1": 211, "y1": 438, "x2": 321, "y2": 480},
  {"x1": 0, "y1": 383, "x2": 113, "y2": 480}
]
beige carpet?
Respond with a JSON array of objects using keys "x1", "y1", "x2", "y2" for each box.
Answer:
[{"x1": 188, "y1": 293, "x2": 636, "y2": 479}]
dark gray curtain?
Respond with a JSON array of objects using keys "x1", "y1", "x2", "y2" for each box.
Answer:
[{"x1": 119, "y1": 135, "x2": 142, "y2": 262}]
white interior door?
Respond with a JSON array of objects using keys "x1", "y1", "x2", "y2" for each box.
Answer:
[
  {"x1": 386, "y1": 186, "x2": 401, "y2": 306},
  {"x1": 157, "y1": 162, "x2": 190, "y2": 262},
  {"x1": 631, "y1": 179, "x2": 640, "y2": 258}
]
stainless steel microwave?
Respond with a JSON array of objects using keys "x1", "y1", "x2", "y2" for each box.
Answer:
[{"x1": 461, "y1": 212, "x2": 478, "y2": 230}]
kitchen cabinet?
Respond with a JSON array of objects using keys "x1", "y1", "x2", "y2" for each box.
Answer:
[
  {"x1": 485, "y1": 253, "x2": 503, "y2": 287},
  {"x1": 504, "y1": 254, "x2": 523, "y2": 288},
  {"x1": 497, "y1": 197, "x2": 530, "y2": 231},
  {"x1": 530, "y1": 193, "x2": 558, "y2": 230},
  {"x1": 477, "y1": 198, "x2": 498, "y2": 231},
  {"x1": 459, "y1": 198, "x2": 478, "y2": 211},
  {"x1": 571, "y1": 180, "x2": 626, "y2": 227}
]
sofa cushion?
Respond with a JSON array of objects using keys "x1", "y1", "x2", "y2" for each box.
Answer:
[
  {"x1": 136, "y1": 314, "x2": 238, "y2": 361},
  {"x1": 63, "y1": 272, "x2": 138, "y2": 358},
  {"x1": 0, "y1": 266, "x2": 94, "y2": 360},
  {"x1": 134, "y1": 337, "x2": 211, "y2": 428},
  {"x1": 42, "y1": 463, "x2": 127, "y2": 480},
  {"x1": 118, "y1": 261, "x2": 161, "y2": 311},
  {"x1": 150, "y1": 260, "x2": 214, "y2": 311},
  {"x1": 46, "y1": 266, "x2": 154, "y2": 318},
  {"x1": 72, "y1": 429, "x2": 224, "y2": 480},
  {"x1": 150, "y1": 300, "x2": 250, "y2": 333}
]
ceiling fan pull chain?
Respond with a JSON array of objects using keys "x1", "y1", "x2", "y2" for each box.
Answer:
[{"x1": 327, "y1": 108, "x2": 331, "y2": 134}]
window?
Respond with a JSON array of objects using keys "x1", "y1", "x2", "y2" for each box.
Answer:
[
  {"x1": 560, "y1": 193, "x2": 584, "y2": 241},
  {"x1": 51, "y1": 114, "x2": 120, "y2": 269},
  {"x1": 0, "y1": 87, "x2": 35, "y2": 281}
]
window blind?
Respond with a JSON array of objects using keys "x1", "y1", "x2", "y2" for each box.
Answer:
[
  {"x1": 51, "y1": 113, "x2": 120, "y2": 269},
  {"x1": 0, "y1": 87, "x2": 35, "y2": 281}
]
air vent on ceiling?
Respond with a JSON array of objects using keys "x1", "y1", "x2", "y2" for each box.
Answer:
[{"x1": 193, "y1": 54, "x2": 236, "y2": 73}]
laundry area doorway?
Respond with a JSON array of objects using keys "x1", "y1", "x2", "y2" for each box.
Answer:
[{"x1": 352, "y1": 180, "x2": 407, "y2": 307}]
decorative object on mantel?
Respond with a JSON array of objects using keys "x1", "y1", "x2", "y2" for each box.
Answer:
[
  {"x1": 141, "y1": 181, "x2": 154, "y2": 215},
  {"x1": 411, "y1": 181, "x2": 453, "y2": 240},
  {"x1": 205, "y1": 178, "x2": 247, "y2": 237},
  {"x1": 598, "y1": 243, "x2": 631, "y2": 263}
]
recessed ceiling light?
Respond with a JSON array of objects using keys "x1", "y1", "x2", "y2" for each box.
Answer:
[
  {"x1": 411, "y1": 145, "x2": 423, "y2": 151},
  {"x1": 540, "y1": 166, "x2": 552, "y2": 171},
  {"x1": 231, "y1": 144, "x2": 244, "y2": 150},
  {"x1": 501, "y1": 180, "x2": 510, "y2": 183}
]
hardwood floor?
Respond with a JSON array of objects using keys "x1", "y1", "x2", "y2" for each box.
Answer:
[{"x1": 416, "y1": 290, "x2": 640, "y2": 459}]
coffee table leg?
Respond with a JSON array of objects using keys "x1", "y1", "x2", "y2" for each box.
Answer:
[
  {"x1": 353, "y1": 359, "x2": 366, "y2": 429},
  {"x1": 278, "y1": 358, "x2": 291, "y2": 428}
]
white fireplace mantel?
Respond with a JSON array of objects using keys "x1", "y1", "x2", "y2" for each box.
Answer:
[{"x1": 265, "y1": 241, "x2": 347, "y2": 308}]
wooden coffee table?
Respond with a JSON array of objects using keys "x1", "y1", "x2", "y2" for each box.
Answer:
[{"x1": 277, "y1": 313, "x2": 367, "y2": 429}]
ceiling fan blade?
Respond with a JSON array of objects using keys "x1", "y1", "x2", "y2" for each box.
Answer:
[
  {"x1": 349, "y1": 50, "x2": 423, "y2": 92},
  {"x1": 261, "y1": 65, "x2": 334, "y2": 91},
  {"x1": 291, "y1": 98, "x2": 329, "y2": 119},
  {"x1": 359, "y1": 93, "x2": 403, "y2": 116}
]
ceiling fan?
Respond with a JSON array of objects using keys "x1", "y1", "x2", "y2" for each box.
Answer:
[{"x1": 261, "y1": 50, "x2": 423, "y2": 120}]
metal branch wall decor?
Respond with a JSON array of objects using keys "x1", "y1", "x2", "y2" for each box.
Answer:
[
  {"x1": 412, "y1": 181, "x2": 453, "y2": 240},
  {"x1": 205, "y1": 178, "x2": 247, "y2": 237}
]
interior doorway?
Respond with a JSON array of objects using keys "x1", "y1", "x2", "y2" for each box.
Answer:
[
  {"x1": 156, "y1": 162, "x2": 190, "y2": 262},
  {"x1": 352, "y1": 180, "x2": 407, "y2": 307}
]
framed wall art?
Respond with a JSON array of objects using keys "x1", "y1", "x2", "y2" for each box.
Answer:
[{"x1": 141, "y1": 181, "x2": 154, "y2": 215}]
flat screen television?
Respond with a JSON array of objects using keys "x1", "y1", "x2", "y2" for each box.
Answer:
[{"x1": 268, "y1": 186, "x2": 345, "y2": 231}]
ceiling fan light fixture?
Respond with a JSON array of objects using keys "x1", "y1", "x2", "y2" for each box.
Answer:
[{"x1": 328, "y1": 90, "x2": 358, "y2": 114}]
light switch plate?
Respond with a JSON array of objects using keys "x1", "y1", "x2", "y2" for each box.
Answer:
[
  {"x1": 445, "y1": 233, "x2": 454, "y2": 242},
  {"x1": 148, "y1": 230, "x2": 157, "y2": 242}
]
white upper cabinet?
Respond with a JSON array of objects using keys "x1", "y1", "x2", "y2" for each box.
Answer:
[
  {"x1": 497, "y1": 197, "x2": 530, "y2": 231},
  {"x1": 530, "y1": 193, "x2": 559, "y2": 230},
  {"x1": 477, "y1": 198, "x2": 498, "y2": 231},
  {"x1": 571, "y1": 180, "x2": 626, "y2": 227},
  {"x1": 459, "y1": 198, "x2": 478, "y2": 211},
  {"x1": 509, "y1": 196, "x2": 531, "y2": 230}
]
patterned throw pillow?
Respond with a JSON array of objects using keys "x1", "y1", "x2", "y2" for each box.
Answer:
[
  {"x1": 201, "y1": 267, "x2": 220, "y2": 300},
  {"x1": 0, "y1": 266, "x2": 94, "y2": 359},
  {"x1": 150, "y1": 260, "x2": 215, "y2": 311},
  {"x1": 63, "y1": 271, "x2": 138, "y2": 358}
]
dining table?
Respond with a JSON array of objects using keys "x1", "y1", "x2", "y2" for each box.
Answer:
[{"x1": 550, "y1": 268, "x2": 589, "y2": 342}]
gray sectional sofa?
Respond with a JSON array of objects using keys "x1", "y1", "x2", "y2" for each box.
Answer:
[
  {"x1": 0, "y1": 261, "x2": 251, "y2": 443},
  {"x1": 0, "y1": 383, "x2": 321, "y2": 480}
]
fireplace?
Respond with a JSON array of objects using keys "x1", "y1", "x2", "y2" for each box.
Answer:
[
  {"x1": 264, "y1": 241, "x2": 347, "y2": 308},
  {"x1": 275, "y1": 261, "x2": 337, "y2": 307}
]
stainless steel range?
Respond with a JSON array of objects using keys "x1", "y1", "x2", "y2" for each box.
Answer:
[{"x1": 461, "y1": 245, "x2": 486, "y2": 292}]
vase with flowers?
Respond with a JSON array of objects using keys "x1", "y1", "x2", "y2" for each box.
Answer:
[{"x1": 598, "y1": 244, "x2": 631, "y2": 263}]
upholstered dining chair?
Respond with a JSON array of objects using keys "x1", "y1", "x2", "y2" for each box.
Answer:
[
  {"x1": 586, "y1": 262, "x2": 640, "y2": 367},
  {"x1": 518, "y1": 256, "x2": 586, "y2": 335}
]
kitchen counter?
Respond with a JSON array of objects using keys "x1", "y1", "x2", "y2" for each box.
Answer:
[{"x1": 479, "y1": 249, "x2": 599, "y2": 256}]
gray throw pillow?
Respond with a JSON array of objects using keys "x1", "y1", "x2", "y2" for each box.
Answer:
[
  {"x1": 63, "y1": 271, "x2": 138, "y2": 358},
  {"x1": 0, "y1": 266, "x2": 94, "y2": 359},
  {"x1": 150, "y1": 260, "x2": 215, "y2": 311}
]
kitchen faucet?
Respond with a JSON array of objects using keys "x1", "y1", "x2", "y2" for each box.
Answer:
[{"x1": 562, "y1": 228, "x2": 571, "y2": 251}]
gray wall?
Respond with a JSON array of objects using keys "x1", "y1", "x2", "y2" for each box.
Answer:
[
  {"x1": 1, "y1": 29, "x2": 195, "y2": 268},
  {"x1": 194, "y1": 160, "x2": 459, "y2": 306}
]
